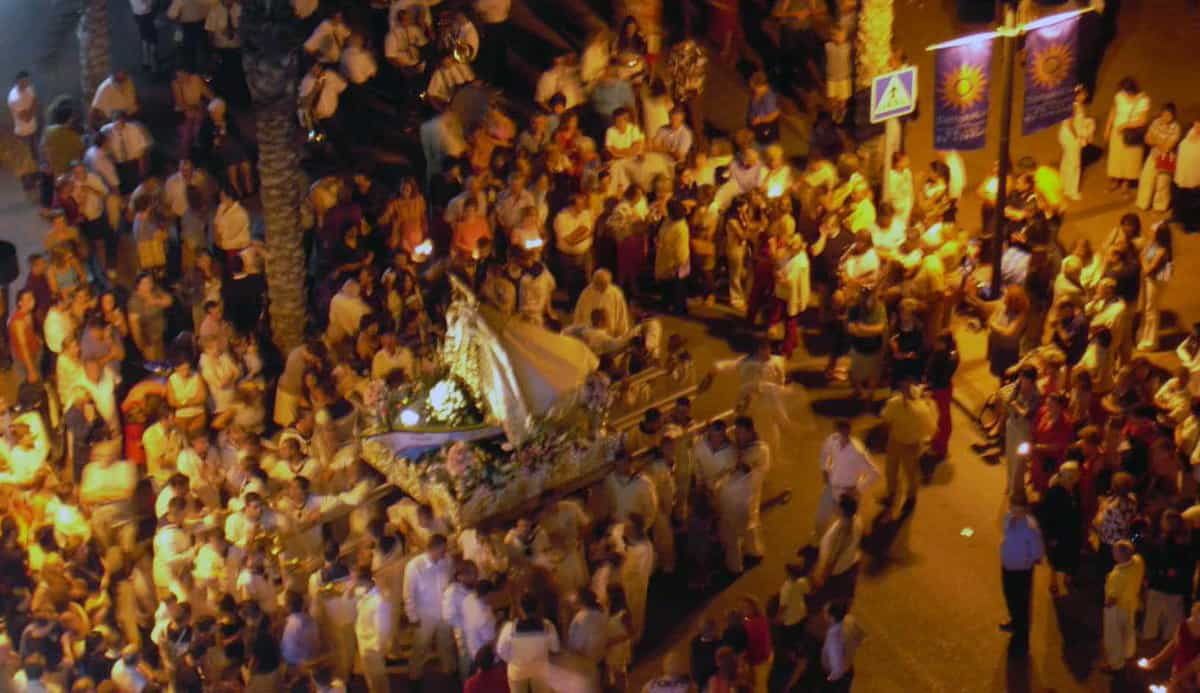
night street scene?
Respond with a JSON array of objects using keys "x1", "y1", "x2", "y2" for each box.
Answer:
[{"x1": 2, "y1": 0, "x2": 1200, "y2": 690}]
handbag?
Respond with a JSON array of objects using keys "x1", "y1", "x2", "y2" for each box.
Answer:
[
  {"x1": 1156, "y1": 151, "x2": 1177, "y2": 173},
  {"x1": 1122, "y1": 126, "x2": 1148, "y2": 146}
]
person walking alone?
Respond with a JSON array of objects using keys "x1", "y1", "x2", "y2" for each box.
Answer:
[{"x1": 1000, "y1": 499, "x2": 1044, "y2": 655}]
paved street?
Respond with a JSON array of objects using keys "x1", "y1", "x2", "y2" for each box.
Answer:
[{"x1": 0, "y1": 0, "x2": 1199, "y2": 691}]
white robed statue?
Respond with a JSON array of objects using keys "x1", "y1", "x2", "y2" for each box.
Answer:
[
  {"x1": 701, "y1": 341, "x2": 814, "y2": 464},
  {"x1": 444, "y1": 275, "x2": 599, "y2": 445}
]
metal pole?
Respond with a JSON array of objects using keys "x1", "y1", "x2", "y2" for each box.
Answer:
[{"x1": 989, "y1": 3, "x2": 1018, "y2": 300}]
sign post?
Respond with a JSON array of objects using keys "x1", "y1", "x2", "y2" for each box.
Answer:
[{"x1": 869, "y1": 66, "x2": 918, "y2": 124}]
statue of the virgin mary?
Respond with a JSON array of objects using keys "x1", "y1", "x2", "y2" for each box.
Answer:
[{"x1": 443, "y1": 275, "x2": 599, "y2": 445}]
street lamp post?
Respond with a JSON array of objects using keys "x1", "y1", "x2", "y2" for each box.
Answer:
[{"x1": 989, "y1": 3, "x2": 1018, "y2": 300}]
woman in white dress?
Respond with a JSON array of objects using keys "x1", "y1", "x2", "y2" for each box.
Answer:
[
  {"x1": 1104, "y1": 77, "x2": 1151, "y2": 193},
  {"x1": 1059, "y1": 86, "x2": 1095, "y2": 201}
]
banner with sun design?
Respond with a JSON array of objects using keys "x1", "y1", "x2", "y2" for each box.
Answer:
[
  {"x1": 1022, "y1": 14, "x2": 1080, "y2": 135},
  {"x1": 934, "y1": 40, "x2": 993, "y2": 150}
]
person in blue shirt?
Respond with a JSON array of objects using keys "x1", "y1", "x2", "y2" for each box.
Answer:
[
  {"x1": 746, "y1": 72, "x2": 780, "y2": 145},
  {"x1": 1000, "y1": 500, "x2": 1045, "y2": 654}
]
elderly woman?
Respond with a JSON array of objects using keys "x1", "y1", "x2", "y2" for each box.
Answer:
[
  {"x1": 1104, "y1": 77, "x2": 1151, "y2": 194},
  {"x1": 326, "y1": 278, "x2": 373, "y2": 346},
  {"x1": 1035, "y1": 461, "x2": 1082, "y2": 596}
]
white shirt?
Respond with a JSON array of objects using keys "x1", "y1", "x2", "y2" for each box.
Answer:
[
  {"x1": 553, "y1": 207, "x2": 595, "y2": 255},
  {"x1": 496, "y1": 619, "x2": 561, "y2": 682},
  {"x1": 300, "y1": 69, "x2": 348, "y2": 120},
  {"x1": 7, "y1": 84, "x2": 36, "y2": 137},
  {"x1": 566, "y1": 607, "x2": 607, "y2": 661},
  {"x1": 73, "y1": 171, "x2": 109, "y2": 221},
  {"x1": 130, "y1": 0, "x2": 156, "y2": 14},
  {"x1": 403, "y1": 552, "x2": 452, "y2": 622},
  {"x1": 91, "y1": 76, "x2": 139, "y2": 119},
  {"x1": 694, "y1": 439, "x2": 735, "y2": 491},
  {"x1": 101, "y1": 121, "x2": 152, "y2": 162},
  {"x1": 355, "y1": 586, "x2": 395, "y2": 653},
  {"x1": 163, "y1": 170, "x2": 207, "y2": 217},
  {"x1": 212, "y1": 200, "x2": 251, "y2": 250},
  {"x1": 778, "y1": 576, "x2": 812, "y2": 626},
  {"x1": 340, "y1": 45, "x2": 378, "y2": 84},
  {"x1": 385, "y1": 25, "x2": 428, "y2": 67},
  {"x1": 818, "y1": 434, "x2": 880, "y2": 490},
  {"x1": 427, "y1": 62, "x2": 474, "y2": 104},
  {"x1": 461, "y1": 591, "x2": 497, "y2": 659},
  {"x1": 85, "y1": 144, "x2": 120, "y2": 189},
  {"x1": 305, "y1": 19, "x2": 351, "y2": 63},
  {"x1": 605, "y1": 124, "x2": 644, "y2": 155},
  {"x1": 205, "y1": 2, "x2": 242, "y2": 49}
]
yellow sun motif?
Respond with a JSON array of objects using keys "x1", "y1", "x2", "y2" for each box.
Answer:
[
  {"x1": 940, "y1": 63, "x2": 988, "y2": 112},
  {"x1": 1030, "y1": 43, "x2": 1074, "y2": 90}
]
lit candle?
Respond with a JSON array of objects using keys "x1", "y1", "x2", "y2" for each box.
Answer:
[
  {"x1": 414, "y1": 240, "x2": 433, "y2": 257},
  {"x1": 400, "y1": 409, "x2": 420, "y2": 427}
]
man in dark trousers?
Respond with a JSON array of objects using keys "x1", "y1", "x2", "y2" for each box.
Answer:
[{"x1": 1000, "y1": 497, "x2": 1045, "y2": 655}]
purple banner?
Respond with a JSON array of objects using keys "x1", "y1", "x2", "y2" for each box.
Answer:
[
  {"x1": 934, "y1": 39, "x2": 993, "y2": 151},
  {"x1": 1022, "y1": 15, "x2": 1080, "y2": 135}
]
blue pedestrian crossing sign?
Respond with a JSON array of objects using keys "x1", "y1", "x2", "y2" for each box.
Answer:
[{"x1": 870, "y1": 66, "x2": 917, "y2": 124}]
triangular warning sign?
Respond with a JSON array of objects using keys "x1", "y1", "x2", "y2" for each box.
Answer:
[{"x1": 877, "y1": 75, "x2": 912, "y2": 113}]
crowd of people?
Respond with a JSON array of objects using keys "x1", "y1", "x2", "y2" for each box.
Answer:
[{"x1": 2, "y1": 0, "x2": 1198, "y2": 689}]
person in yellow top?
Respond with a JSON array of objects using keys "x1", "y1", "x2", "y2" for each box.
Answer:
[
  {"x1": 1102, "y1": 540, "x2": 1144, "y2": 672},
  {"x1": 655, "y1": 200, "x2": 690, "y2": 315},
  {"x1": 878, "y1": 378, "x2": 936, "y2": 510}
]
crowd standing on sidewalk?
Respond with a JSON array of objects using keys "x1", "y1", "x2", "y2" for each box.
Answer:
[{"x1": 0, "y1": 0, "x2": 1192, "y2": 689}]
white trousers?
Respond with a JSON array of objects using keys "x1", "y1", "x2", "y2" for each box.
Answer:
[
  {"x1": 410, "y1": 618, "x2": 454, "y2": 680},
  {"x1": 1137, "y1": 156, "x2": 1173, "y2": 211},
  {"x1": 1061, "y1": 146, "x2": 1083, "y2": 198},
  {"x1": 1138, "y1": 277, "x2": 1163, "y2": 349},
  {"x1": 1103, "y1": 605, "x2": 1137, "y2": 668}
]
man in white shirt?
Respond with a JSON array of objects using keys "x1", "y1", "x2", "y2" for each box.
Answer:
[
  {"x1": 403, "y1": 534, "x2": 454, "y2": 680},
  {"x1": 461, "y1": 581, "x2": 497, "y2": 668},
  {"x1": 299, "y1": 63, "x2": 348, "y2": 123},
  {"x1": 442, "y1": 560, "x2": 478, "y2": 681},
  {"x1": 8, "y1": 71, "x2": 38, "y2": 160},
  {"x1": 90, "y1": 70, "x2": 139, "y2": 123},
  {"x1": 813, "y1": 419, "x2": 879, "y2": 539},
  {"x1": 153, "y1": 497, "x2": 196, "y2": 597},
  {"x1": 304, "y1": 11, "x2": 351, "y2": 64},
  {"x1": 605, "y1": 107, "x2": 644, "y2": 191},
  {"x1": 604, "y1": 452, "x2": 658, "y2": 528},
  {"x1": 163, "y1": 158, "x2": 211, "y2": 220},
  {"x1": 212, "y1": 186, "x2": 251, "y2": 258},
  {"x1": 100, "y1": 111, "x2": 152, "y2": 190},
  {"x1": 427, "y1": 54, "x2": 474, "y2": 110},
  {"x1": 516, "y1": 261, "x2": 557, "y2": 327},
  {"x1": 84, "y1": 130, "x2": 120, "y2": 193},
  {"x1": 553, "y1": 192, "x2": 596, "y2": 298},
  {"x1": 340, "y1": 33, "x2": 378, "y2": 85},
  {"x1": 355, "y1": 570, "x2": 395, "y2": 693},
  {"x1": 535, "y1": 53, "x2": 585, "y2": 110},
  {"x1": 69, "y1": 160, "x2": 111, "y2": 244},
  {"x1": 384, "y1": 8, "x2": 429, "y2": 71}
]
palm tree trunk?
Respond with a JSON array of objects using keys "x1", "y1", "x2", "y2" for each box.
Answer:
[
  {"x1": 855, "y1": 0, "x2": 895, "y2": 180},
  {"x1": 256, "y1": 102, "x2": 308, "y2": 353},
  {"x1": 242, "y1": 0, "x2": 308, "y2": 353},
  {"x1": 77, "y1": 0, "x2": 112, "y2": 105}
]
